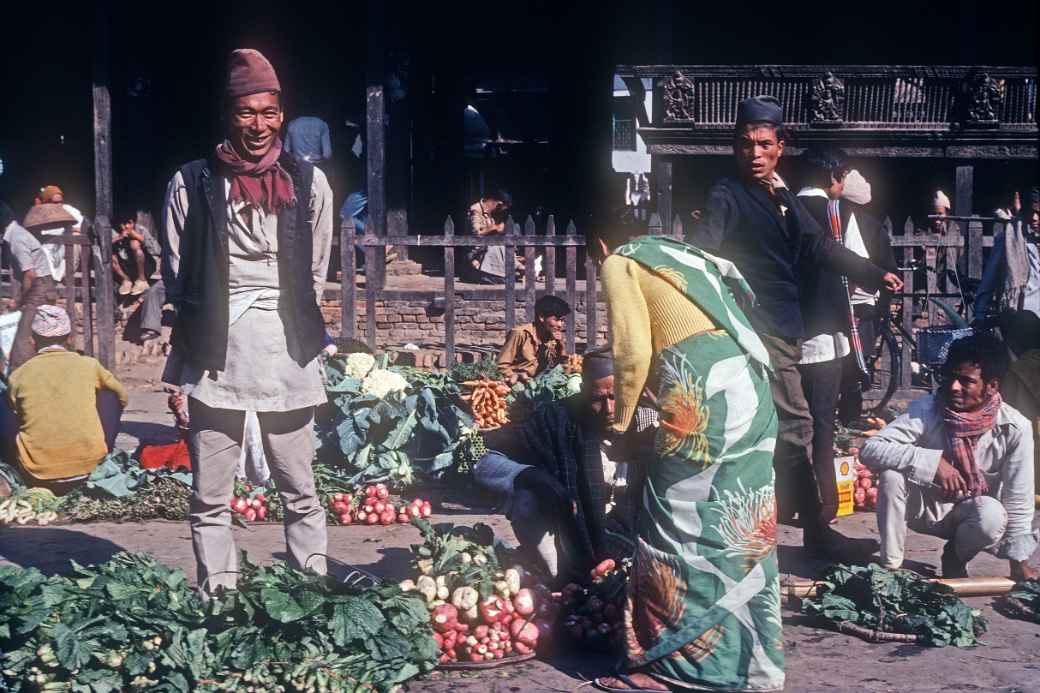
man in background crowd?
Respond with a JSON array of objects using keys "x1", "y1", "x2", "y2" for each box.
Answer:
[
  {"x1": 976, "y1": 187, "x2": 1040, "y2": 321},
  {"x1": 112, "y1": 211, "x2": 160, "y2": 296},
  {"x1": 466, "y1": 189, "x2": 522, "y2": 284},
  {"x1": 497, "y1": 295, "x2": 570, "y2": 384},
  {"x1": 690, "y1": 95, "x2": 902, "y2": 558},
  {"x1": 284, "y1": 113, "x2": 332, "y2": 164},
  {"x1": 33, "y1": 185, "x2": 83, "y2": 284},
  {"x1": 862, "y1": 334, "x2": 1036, "y2": 581},
  {"x1": 3, "y1": 305, "x2": 127, "y2": 494},
  {"x1": 1, "y1": 201, "x2": 57, "y2": 371}
]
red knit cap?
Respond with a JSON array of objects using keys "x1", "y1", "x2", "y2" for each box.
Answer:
[{"x1": 226, "y1": 49, "x2": 281, "y2": 99}]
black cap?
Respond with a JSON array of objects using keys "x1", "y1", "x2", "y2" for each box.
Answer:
[{"x1": 736, "y1": 95, "x2": 783, "y2": 128}]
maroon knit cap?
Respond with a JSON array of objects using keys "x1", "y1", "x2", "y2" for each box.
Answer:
[{"x1": 226, "y1": 49, "x2": 281, "y2": 99}]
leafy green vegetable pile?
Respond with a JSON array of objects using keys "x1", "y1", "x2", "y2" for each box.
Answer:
[
  {"x1": 802, "y1": 563, "x2": 987, "y2": 647},
  {"x1": 0, "y1": 552, "x2": 437, "y2": 692},
  {"x1": 505, "y1": 365, "x2": 582, "y2": 423},
  {"x1": 317, "y1": 355, "x2": 474, "y2": 490},
  {"x1": 997, "y1": 579, "x2": 1040, "y2": 624},
  {"x1": 59, "y1": 476, "x2": 192, "y2": 523}
]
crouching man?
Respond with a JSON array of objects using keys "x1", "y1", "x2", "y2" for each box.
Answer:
[
  {"x1": 473, "y1": 349, "x2": 624, "y2": 583},
  {"x1": 861, "y1": 335, "x2": 1038, "y2": 580}
]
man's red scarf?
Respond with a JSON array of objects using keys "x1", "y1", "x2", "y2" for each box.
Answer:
[
  {"x1": 214, "y1": 138, "x2": 296, "y2": 214},
  {"x1": 942, "y1": 393, "x2": 1002, "y2": 497}
]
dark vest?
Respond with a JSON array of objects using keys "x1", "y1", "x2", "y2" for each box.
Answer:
[
  {"x1": 171, "y1": 152, "x2": 325, "y2": 372},
  {"x1": 712, "y1": 177, "x2": 817, "y2": 338}
]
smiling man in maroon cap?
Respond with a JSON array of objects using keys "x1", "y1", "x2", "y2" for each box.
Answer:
[{"x1": 161, "y1": 48, "x2": 333, "y2": 592}]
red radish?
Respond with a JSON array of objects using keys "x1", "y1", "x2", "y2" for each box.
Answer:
[
  {"x1": 380, "y1": 511, "x2": 395, "y2": 526},
  {"x1": 421, "y1": 504, "x2": 433, "y2": 518},
  {"x1": 474, "y1": 625, "x2": 489, "y2": 639},
  {"x1": 232, "y1": 498, "x2": 249, "y2": 514},
  {"x1": 510, "y1": 619, "x2": 539, "y2": 646},
  {"x1": 454, "y1": 622, "x2": 469, "y2": 633},
  {"x1": 514, "y1": 641, "x2": 533, "y2": 655},
  {"x1": 445, "y1": 648, "x2": 456, "y2": 660},
  {"x1": 363, "y1": 504, "x2": 375, "y2": 514},
  {"x1": 859, "y1": 477, "x2": 873, "y2": 490},
  {"x1": 376, "y1": 487, "x2": 390, "y2": 500},
  {"x1": 868, "y1": 487, "x2": 879, "y2": 500},
  {"x1": 373, "y1": 501, "x2": 386, "y2": 514},
  {"x1": 356, "y1": 510, "x2": 367, "y2": 522},
  {"x1": 512, "y1": 589, "x2": 535, "y2": 616},
  {"x1": 408, "y1": 505, "x2": 422, "y2": 518},
  {"x1": 256, "y1": 506, "x2": 267, "y2": 521},
  {"x1": 479, "y1": 596, "x2": 506, "y2": 623},
  {"x1": 250, "y1": 499, "x2": 261, "y2": 509},
  {"x1": 244, "y1": 508, "x2": 257, "y2": 522},
  {"x1": 397, "y1": 513, "x2": 410, "y2": 524},
  {"x1": 365, "y1": 513, "x2": 379, "y2": 525},
  {"x1": 431, "y1": 604, "x2": 460, "y2": 633},
  {"x1": 332, "y1": 493, "x2": 344, "y2": 503},
  {"x1": 854, "y1": 488, "x2": 867, "y2": 505},
  {"x1": 339, "y1": 513, "x2": 353, "y2": 525},
  {"x1": 365, "y1": 486, "x2": 377, "y2": 498},
  {"x1": 332, "y1": 502, "x2": 348, "y2": 514},
  {"x1": 592, "y1": 559, "x2": 616, "y2": 577}
]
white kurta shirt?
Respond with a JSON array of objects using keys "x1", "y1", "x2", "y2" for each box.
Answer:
[{"x1": 161, "y1": 165, "x2": 334, "y2": 412}]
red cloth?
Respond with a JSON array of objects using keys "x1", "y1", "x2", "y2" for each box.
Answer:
[
  {"x1": 139, "y1": 440, "x2": 191, "y2": 472},
  {"x1": 942, "y1": 394, "x2": 1002, "y2": 497},
  {"x1": 214, "y1": 138, "x2": 296, "y2": 215},
  {"x1": 226, "y1": 48, "x2": 280, "y2": 99}
]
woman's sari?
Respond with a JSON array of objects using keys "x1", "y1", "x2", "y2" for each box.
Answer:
[{"x1": 614, "y1": 236, "x2": 784, "y2": 691}]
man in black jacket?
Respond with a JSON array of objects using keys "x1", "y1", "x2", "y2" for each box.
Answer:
[
  {"x1": 691, "y1": 97, "x2": 902, "y2": 558},
  {"x1": 161, "y1": 49, "x2": 333, "y2": 592}
]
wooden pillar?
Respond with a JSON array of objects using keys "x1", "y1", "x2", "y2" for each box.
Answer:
[
  {"x1": 366, "y1": 0, "x2": 387, "y2": 290},
  {"x1": 954, "y1": 165, "x2": 973, "y2": 219},
  {"x1": 653, "y1": 154, "x2": 673, "y2": 232},
  {"x1": 92, "y1": 2, "x2": 115, "y2": 369}
]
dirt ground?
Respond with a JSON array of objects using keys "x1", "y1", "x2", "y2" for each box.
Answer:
[{"x1": 1, "y1": 357, "x2": 1038, "y2": 692}]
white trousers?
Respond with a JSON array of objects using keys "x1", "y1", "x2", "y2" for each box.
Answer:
[
  {"x1": 876, "y1": 469, "x2": 1008, "y2": 569},
  {"x1": 188, "y1": 399, "x2": 327, "y2": 591}
]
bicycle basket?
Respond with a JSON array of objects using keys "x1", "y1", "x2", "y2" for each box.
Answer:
[{"x1": 917, "y1": 326, "x2": 974, "y2": 368}]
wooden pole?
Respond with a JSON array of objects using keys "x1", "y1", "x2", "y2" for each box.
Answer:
[
  {"x1": 92, "y1": 2, "x2": 115, "y2": 369},
  {"x1": 785, "y1": 576, "x2": 1016, "y2": 602},
  {"x1": 653, "y1": 156, "x2": 673, "y2": 233},
  {"x1": 341, "y1": 216, "x2": 356, "y2": 342},
  {"x1": 366, "y1": 0, "x2": 387, "y2": 291},
  {"x1": 443, "y1": 216, "x2": 456, "y2": 366}
]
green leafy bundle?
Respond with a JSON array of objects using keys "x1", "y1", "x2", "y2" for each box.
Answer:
[
  {"x1": 506, "y1": 365, "x2": 582, "y2": 422},
  {"x1": 0, "y1": 552, "x2": 437, "y2": 692},
  {"x1": 317, "y1": 362, "x2": 473, "y2": 490},
  {"x1": 802, "y1": 563, "x2": 987, "y2": 647},
  {"x1": 447, "y1": 356, "x2": 501, "y2": 384},
  {"x1": 58, "y1": 476, "x2": 192, "y2": 523},
  {"x1": 997, "y1": 579, "x2": 1040, "y2": 623},
  {"x1": 409, "y1": 519, "x2": 503, "y2": 598}
]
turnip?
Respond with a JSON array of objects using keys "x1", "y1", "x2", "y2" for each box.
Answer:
[
  {"x1": 380, "y1": 511, "x2": 395, "y2": 526},
  {"x1": 858, "y1": 477, "x2": 872, "y2": 490},
  {"x1": 356, "y1": 510, "x2": 367, "y2": 522},
  {"x1": 251, "y1": 499, "x2": 262, "y2": 509},
  {"x1": 421, "y1": 503, "x2": 433, "y2": 518},
  {"x1": 504, "y1": 568, "x2": 522, "y2": 595},
  {"x1": 437, "y1": 585, "x2": 450, "y2": 600},
  {"x1": 494, "y1": 580, "x2": 512, "y2": 598},
  {"x1": 397, "y1": 513, "x2": 410, "y2": 524},
  {"x1": 512, "y1": 588, "x2": 535, "y2": 616},
  {"x1": 374, "y1": 501, "x2": 386, "y2": 514},
  {"x1": 451, "y1": 586, "x2": 479, "y2": 611},
  {"x1": 232, "y1": 498, "x2": 249, "y2": 514},
  {"x1": 408, "y1": 505, "x2": 422, "y2": 519},
  {"x1": 365, "y1": 486, "x2": 377, "y2": 498},
  {"x1": 256, "y1": 506, "x2": 267, "y2": 521},
  {"x1": 339, "y1": 513, "x2": 352, "y2": 525},
  {"x1": 854, "y1": 488, "x2": 866, "y2": 505},
  {"x1": 479, "y1": 596, "x2": 506, "y2": 623},
  {"x1": 399, "y1": 579, "x2": 416, "y2": 592},
  {"x1": 376, "y1": 486, "x2": 390, "y2": 500},
  {"x1": 417, "y1": 576, "x2": 438, "y2": 603},
  {"x1": 332, "y1": 493, "x2": 345, "y2": 503},
  {"x1": 474, "y1": 625, "x2": 489, "y2": 639}
]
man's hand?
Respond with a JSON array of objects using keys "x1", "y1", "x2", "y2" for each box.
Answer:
[
  {"x1": 934, "y1": 457, "x2": 968, "y2": 500},
  {"x1": 1010, "y1": 559, "x2": 1039, "y2": 582},
  {"x1": 882, "y1": 272, "x2": 903, "y2": 292}
]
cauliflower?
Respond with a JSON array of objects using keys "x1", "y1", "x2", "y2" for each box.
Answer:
[
  {"x1": 361, "y1": 368, "x2": 410, "y2": 398},
  {"x1": 565, "y1": 373, "x2": 583, "y2": 395},
  {"x1": 344, "y1": 352, "x2": 376, "y2": 379}
]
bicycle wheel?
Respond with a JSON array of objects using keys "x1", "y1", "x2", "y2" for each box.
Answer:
[{"x1": 865, "y1": 327, "x2": 901, "y2": 416}]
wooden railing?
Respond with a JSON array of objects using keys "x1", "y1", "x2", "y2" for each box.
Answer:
[{"x1": 338, "y1": 215, "x2": 596, "y2": 362}]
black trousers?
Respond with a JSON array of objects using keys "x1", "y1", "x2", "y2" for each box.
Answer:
[
  {"x1": 797, "y1": 358, "x2": 844, "y2": 531},
  {"x1": 838, "y1": 303, "x2": 879, "y2": 425}
]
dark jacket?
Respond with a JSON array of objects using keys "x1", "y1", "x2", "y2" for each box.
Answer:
[
  {"x1": 169, "y1": 153, "x2": 325, "y2": 372},
  {"x1": 691, "y1": 175, "x2": 887, "y2": 338},
  {"x1": 797, "y1": 193, "x2": 856, "y2": 337}
]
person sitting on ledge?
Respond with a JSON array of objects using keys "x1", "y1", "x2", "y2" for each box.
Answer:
[
  {"x1": 496, "y1": 295, "x2": 570, "y2": 384},
  {"x1": 1, "y1": 305, "x2": 127, "y2": 494},
  {"x1": 861, "y1": 334, "x2": 1038, "y2": 580}
]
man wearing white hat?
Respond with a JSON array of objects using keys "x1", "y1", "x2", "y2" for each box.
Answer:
[{"x1": 3, "y1": 305, "x2": 127, "y2": 493}]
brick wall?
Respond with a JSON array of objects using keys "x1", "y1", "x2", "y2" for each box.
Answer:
[{"x1": 320, "y1": 293, "x2": 609, "y2": 351}]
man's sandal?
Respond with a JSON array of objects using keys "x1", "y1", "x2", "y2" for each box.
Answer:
[{"x1": 593, "y1": 673, "x2": 668, "y2": 693}]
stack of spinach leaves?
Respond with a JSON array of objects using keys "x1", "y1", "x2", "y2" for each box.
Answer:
[
  {"x1": 997, "y1": 579, "x2": 1040, "y2": 623},
  {"x1": 0, "y1": 552, "x2": 437, "y2": 692},
  {"x1": 802, "y1": 563, "x2": 987, "y2": 647},
  {"x1": 316, "y1": 356, "x2": 473, "y2": 490}
]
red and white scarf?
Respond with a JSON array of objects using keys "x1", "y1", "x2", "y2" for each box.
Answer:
[
  {"x1": 827, "y1": 199, "x2": 869, "y2": 376},
  {"x1": 214, "y1": 138, "x2": 296, "y2": 214},
  {"x1": 942, "y1": 393, "x2": 1002, "y2": 497}
]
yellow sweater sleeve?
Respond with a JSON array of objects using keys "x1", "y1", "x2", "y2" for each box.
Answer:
[
  {"x1": 97, "y1": 362, "x2": 129, "y2": 407},
  {"x1": 602, "y1": 255, "x2": 653, "y2": 434}
]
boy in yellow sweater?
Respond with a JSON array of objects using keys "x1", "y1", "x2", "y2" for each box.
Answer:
[{"x1": 4, "y1": 305, "x2": 127, "y2": 493}]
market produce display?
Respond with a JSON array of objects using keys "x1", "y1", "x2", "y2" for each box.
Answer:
[
  {"x1": 850, "y1": 451, "x2": 878, "y2": 512},
  {"x1": 461, "y1": 378, "x2": 511, "y2": 429},
  {"x1": 0, "y1": 488, "x2": 59, "y2": 526},
  {"x1": 325, "y1": 483, "x2": 433, "y2": 526},
  {"x1": 802, "y1": 563, "x2": 987, "y2": 646},
  {"x1": 0, "y1": 552, "x2": 438, "y2": 692},
  {"x1": 318, "y1": 353, "x2": 473, "y2": 489},
  {"x1": 405, "y1": 520, "x2": 554, "y2": 665},
  {"x1": 559, "y1": 558, "x2": 628, "y2": 650},
  {"x1": 61, "y1": 476, "x2": 192, "y2": 523},
  {"x1": 996, "y1": 579, "x2": 1040, "y2": 624},
  {"x1": 505, "y1": 365, "x2": 582, "y2": 423}
]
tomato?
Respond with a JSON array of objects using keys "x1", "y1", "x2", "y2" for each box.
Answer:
[{"x1": 366, "y1": 512, "x2": 379, "y2": 525}]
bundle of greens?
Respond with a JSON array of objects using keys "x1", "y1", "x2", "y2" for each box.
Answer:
[
  {"x1": 997, "y1": 579, "x2": 1040, "y2": 624},
  {"x1": 0, "y1": 552, "x2": 438, "y2": 692},
  {"x1": 59, "y1": 476, "x2": 192, "y2": 523},
  {"x1": 802, "y1": 563, "x2": 987, "y2": 647},
  {"x1": 448, "y1": 356, "x2": 501, "y2": 385},
  {"x1": 317, "y1": 356, "x2": 473, "y2": 490},
  {"x1": 506, "y1": 365, "x2": 581, "y2": 423}
]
